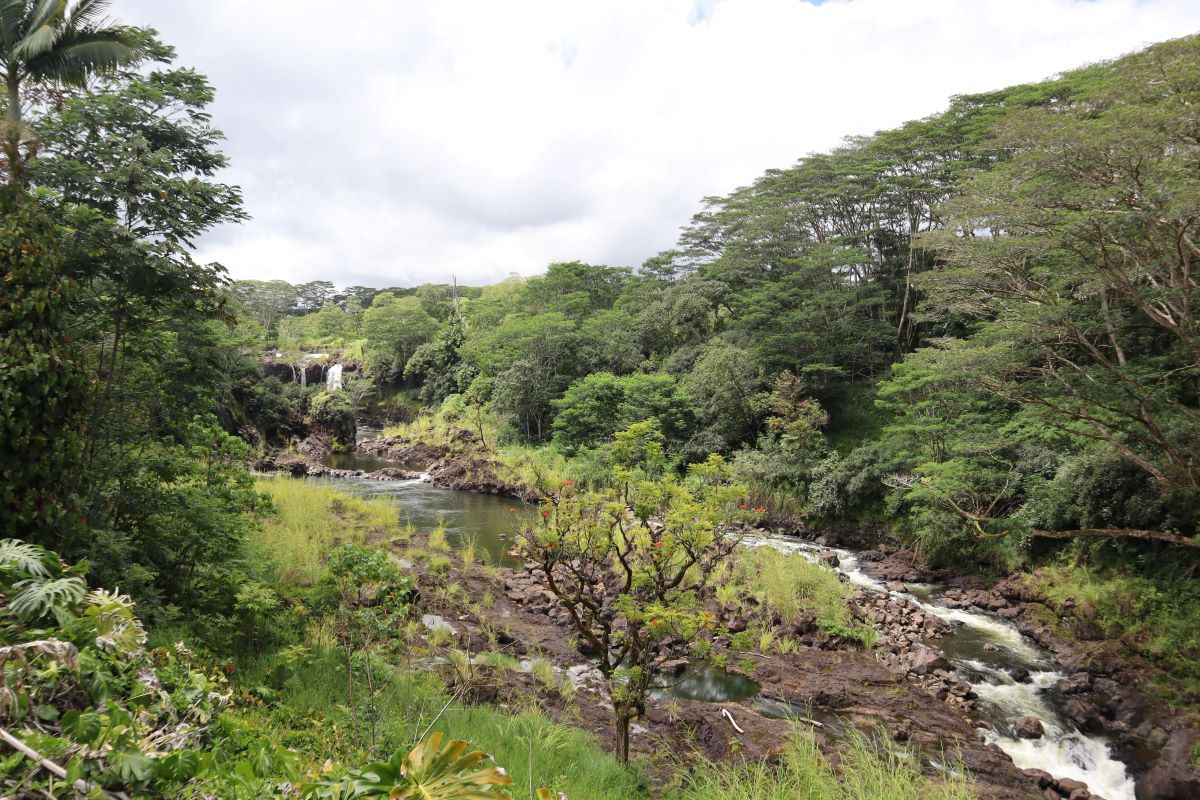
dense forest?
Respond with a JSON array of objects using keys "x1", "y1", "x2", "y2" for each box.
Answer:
[{"x1": 2, "y1": 2, "x2": 1198, "y2": 798}]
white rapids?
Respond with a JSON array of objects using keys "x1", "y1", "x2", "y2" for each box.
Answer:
[{"x1": 744, "y1": 533, "x2": 1137, "y2": 800}]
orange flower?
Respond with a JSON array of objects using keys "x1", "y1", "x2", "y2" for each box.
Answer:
[
  {"x1": 649, "y1": 619, "x2": 662, "y2": 627},
  {"x1": 738, "y1": 504, "x2": 748, "y2": 509},
  {"x1": 652, "y1": 541, "x2": 664, "y2": 549},
  {"x1": 561, "y1": 480, "x2": 575, "y2": 486},
  {"x1": 508, "y1": 507, "x2": 516, "y2": 513},
  {"x1": 754, "y1": 507, "x2": 766, "y2": 514},
  {"x1": 541, "y1": 510, "x2": 550, "y2": 518}
]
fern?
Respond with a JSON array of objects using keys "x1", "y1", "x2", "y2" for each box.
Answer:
[
  {"x1": 0, "y1": 539, "x2": 51, "y2": 578},
  {"x1": 9, "y1": 576, "x2": 87, "y2": 620}
]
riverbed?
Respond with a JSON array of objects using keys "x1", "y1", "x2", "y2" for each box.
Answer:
[{"x1": 316, "y1": 469, "x2": 1137, "y2": 800}]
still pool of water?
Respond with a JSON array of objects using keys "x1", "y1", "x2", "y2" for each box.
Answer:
[
  {"x1": 317, "y1": 473, "x2": 532, "y2": 566},
  {"x1": 320, "y1": 451, "x2": 402, "y2": 473},
  {"x1": 655, "y1": 667, "x2": 760, "y2": 703}
]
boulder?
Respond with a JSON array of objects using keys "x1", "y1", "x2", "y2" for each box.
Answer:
[
  {"x1": 818, "y1": 549, "x2": 840, "y2": 568},
  {"x1": 1057, "y1": 778, "x2": 1088, "y2": 795},
  {"x1": 907, "y1": 647, "x2": 951, "y2": 676},
  {"x1": 1014, "y1": 715, "x2": 1045, "y2": 739}
]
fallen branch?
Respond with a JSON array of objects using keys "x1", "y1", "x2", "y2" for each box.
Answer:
[{"x1": 0, "y1": 724, "x2": 114, "y2": 798}]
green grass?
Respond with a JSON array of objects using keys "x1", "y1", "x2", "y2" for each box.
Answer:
[
  {"x1": 676, "y1": 727, "x2": 974, "y2": 800},
  {"x1": 254, "y1": 477, "x2": 399, "y2": 585},
  {"x1": 1031, "y1": 564, "x2": 1200, "y2": 703},
  {"x1": 244, "y1": 647, "x2": 647, "y2": 800},
  {"x1": 729, "y1": 546, "x2": 876, "y2": 647}
]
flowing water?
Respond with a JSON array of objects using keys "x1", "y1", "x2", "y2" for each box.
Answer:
[
  {"x1": 326, "y1": 363, "x2": 344, "y2": 390},
  {"x1": 744, "y1": 535, "x2": 1137, "y2": 800},
  {"x1": 315, "y1": 465, "x2": 1137, "y2": 798}
]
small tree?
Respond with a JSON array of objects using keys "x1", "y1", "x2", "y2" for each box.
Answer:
[{"x1": 519, "y1": 422, "x2": 747, "y2": 762}]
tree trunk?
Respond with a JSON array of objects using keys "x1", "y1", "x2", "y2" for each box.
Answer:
[
  {"x1": 616, "y1": 711, "x2": 631, "y2": 764},
  {"x1": 4, "y1": 73, "x2": 23, "y2": 185}
]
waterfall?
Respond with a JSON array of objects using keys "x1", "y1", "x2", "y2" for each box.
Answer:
[
  {"x1": 299, "y1": 364, "x2": 306, "y2": 388},
  {"x1": 326, "y1": 363, "x2": 344, "y2": 390}
]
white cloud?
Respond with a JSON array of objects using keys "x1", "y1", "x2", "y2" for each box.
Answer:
[{"x1": 117, "y1": 0, "x2": 1200, "y2": 287}]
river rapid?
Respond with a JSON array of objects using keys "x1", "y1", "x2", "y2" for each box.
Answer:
[
  {"x1": 317, "y1": 469, "x2": 1137, "y2": 800},
  {"x1": 745, "y1": 535, "x2": 1137, "y2": 800}
]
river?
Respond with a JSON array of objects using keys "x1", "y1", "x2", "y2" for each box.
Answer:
[{"x1": 317, "y1": 468, "x2": 1137, "y2": 799}]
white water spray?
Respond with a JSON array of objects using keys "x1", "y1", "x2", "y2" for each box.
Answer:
[{"x1": 326, "y1": 363, "x2": 343, "y2": 390}]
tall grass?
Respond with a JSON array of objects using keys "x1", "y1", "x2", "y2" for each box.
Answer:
[
  {"x1": 1033, "y1": 565, "x2": 1200, "y2": 702},
  {"x1": 260, "y1": 648, "x2": 647, "y2": 800},
  {"x1": 254, "y1": 477, "x2": 399, "y2": 585},
  {"x1": 676, "y1": 727, "x2": 974, "y2": 800},
  {"x1": 732, "y1": 546, "x2": 875, "y2": 646}
]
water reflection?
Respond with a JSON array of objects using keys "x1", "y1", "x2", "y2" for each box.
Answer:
[{"x1": 657, "y1": 667, "x2": 760, "y2": 703}]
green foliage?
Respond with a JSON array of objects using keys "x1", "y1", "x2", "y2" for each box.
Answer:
[
  {"x1": 676, "y1": 727, "x2": 973, "y2": 800},
  {"x1": 305, "y1": 731, "x2": 512, "y2": 799},
  {"x1": 0, "y1": 187, "x2": 86, "y2": 549},
  {"x1": 552, "y1": 372, "x2": 695, "y2": 454},
  {"x1": 0, "y1": 541, "x2": 296, "y2": 798},
  {"x1": 362, "y1": 292, "x2": 438, "y2": 384},
  {"x1": 310, "y1": 389, "x2": 357, "y2": 447}
]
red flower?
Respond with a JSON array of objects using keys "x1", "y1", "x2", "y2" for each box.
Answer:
[
  {"x1": 738, "y1": 504, "x2": 748, "y2": 509},
  {"x1": 224, "y1": 664, "x2": 234, "y2": 675},
  {"x1": 508, "y1": 507, "x2": 516, "y2": 513},
  {"x1": 541, "y1": 510, "x2": 550, "y2": 518},
  {"x1": 561, "y1": 480, "x2": 575, "y2": 486},
  {"x1": 754, "y1": 507, "x2": 766, "y2": 514},
  {"x1": 652, "y1": 541, "x2": 664, "y2": 549}
]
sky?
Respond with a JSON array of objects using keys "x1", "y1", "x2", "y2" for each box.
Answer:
[{"x1": 117, "y1": 0, "x2": 1200, "y2": 289}]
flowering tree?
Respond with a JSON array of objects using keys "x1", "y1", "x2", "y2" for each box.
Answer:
[{"x1": 519, "y1": 423, "x2": 748, "y2": 762}]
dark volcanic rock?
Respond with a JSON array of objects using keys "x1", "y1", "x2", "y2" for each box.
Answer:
[{"x1": 1014, "y1": 715, "x2": 1045, "y2": 739}]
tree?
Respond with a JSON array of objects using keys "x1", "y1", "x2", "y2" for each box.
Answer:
[
  {"x1": 294, "y1": 280, "x2": 335, "y2": 312},
  {"x1": 0, "y1": 187, "x2": 85, "y2": 549},
  {"x1": 361, "y1": 292, "x2": 437, "y2": 384},
  {"x1": 551, "y1": 372, "x2": 695, "y2": 454},
  {"x1": 519, "y1": 445, "x2": 746, "y2": 762},
  {"x1": 231, "y1": 280, "x2": 296, "y2": 339},
  {"x1": 683, "y1": 340, "x2": 767, "y2": 450},
  {"x1": 918, "y1": 34, "x2": 1200, "y2": 550},
  {"x1": 2, "y1": 0, "x2": 141, "y2": 184}
]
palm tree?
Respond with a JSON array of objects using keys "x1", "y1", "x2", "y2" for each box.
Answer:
[{"x1": 1, "y1": 0, "x2": 141, "y2": 184}]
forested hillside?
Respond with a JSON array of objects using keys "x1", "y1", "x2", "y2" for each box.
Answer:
[
  {"x1": 245, "y1": 34, "x2": 1199, "y2": 569},
  {"x1": 2, "y1": 2, "x2": 1198, "y2": 797}
]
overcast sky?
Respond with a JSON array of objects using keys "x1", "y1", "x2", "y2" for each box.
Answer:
[{"x1": 117, "y1": 0, "x2": 1200, "y2": 289}]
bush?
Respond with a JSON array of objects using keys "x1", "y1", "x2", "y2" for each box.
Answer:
[{"x1": 309, "y1": 389, "x2": 357, "y2": 447}]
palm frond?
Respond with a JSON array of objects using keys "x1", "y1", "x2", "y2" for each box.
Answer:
[
  {"x1": 67, "y1": 0, "x2": 113, "y2": 29},
  {"x1": 0, "y1": 0, "x2": 31, "y2": 51},
  {"x1": 24, "y1": 26, "x2": 136, "y2": 83},
  {"x1": 12, "y1": 19, "x2": 53, "y2": 59},
  {"x1": 25, "y1": 0, "x2": 64, "y2": 36},
  {"x1": 0, "y1": 539, "x2": 51, "y2": 577},
  {"x1": 9, "y1": 575, "x2": 86, "y2": 620}
]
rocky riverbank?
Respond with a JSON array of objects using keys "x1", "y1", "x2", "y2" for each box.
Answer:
[{"x1": 845, "y1": 544, "x2": 1200, "y2": 800}]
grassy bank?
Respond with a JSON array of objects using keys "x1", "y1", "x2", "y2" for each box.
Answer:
[
  {"x1": 720, "y1": 545, "x2": 876, "y2": 648},
  {"x1": 1029, "y1": 565, "x2": 1200, "y2": 705}
]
